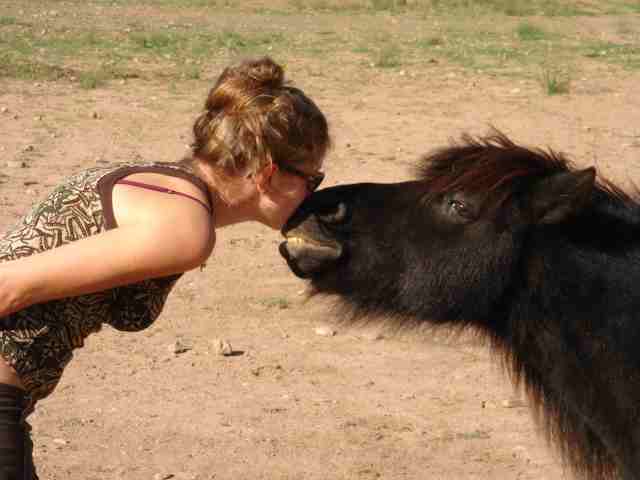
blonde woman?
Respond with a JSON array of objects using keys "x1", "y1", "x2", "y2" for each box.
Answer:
[{"x1": 0, "y1": 56, "x2": 330, "y2": 478}]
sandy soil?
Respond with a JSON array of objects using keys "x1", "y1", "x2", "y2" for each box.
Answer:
[{"x1": 1, "y1": 4, "x2": 640, "y2": 480}]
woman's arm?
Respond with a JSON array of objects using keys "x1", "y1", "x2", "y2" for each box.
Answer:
[{"x1": 0, "y1": 208, "x2": 214, "y2": 317}]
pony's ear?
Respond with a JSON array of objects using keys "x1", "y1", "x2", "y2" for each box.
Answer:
[{"x1": 527, "y1": 168, "x2": 596, "y2": 225}]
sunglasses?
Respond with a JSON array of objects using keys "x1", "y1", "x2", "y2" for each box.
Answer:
[{"x1": 278, "y1": 163, "x2": 325, "y2": 192}]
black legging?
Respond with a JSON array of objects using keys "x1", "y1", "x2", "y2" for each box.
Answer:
[{"x1": 0, "y1": 384, "x2": 36, "y2": 480}]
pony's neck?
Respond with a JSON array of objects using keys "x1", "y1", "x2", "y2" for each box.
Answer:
[
  {"x1": 497, "y1": 193, "x2": 640, "y2": 398},
  {"x1": 504, "y1": 195, "x2": 640, "y2": 427}
]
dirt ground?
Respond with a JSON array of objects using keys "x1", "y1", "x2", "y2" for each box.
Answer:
[{"x1": 1, "y1": 3, "x2": 640, "y2": 479}]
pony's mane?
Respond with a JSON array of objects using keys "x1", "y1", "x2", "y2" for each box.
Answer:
[{"x1": 415, "y1": 129, "x2": 633, "y2": 207}]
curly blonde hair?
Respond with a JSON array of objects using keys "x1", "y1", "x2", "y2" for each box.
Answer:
[{"x1": 187, "y1": 57, "x2": 331, "y2": 177}]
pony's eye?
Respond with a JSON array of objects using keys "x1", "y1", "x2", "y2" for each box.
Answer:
[{"x1": 449, "y1": 199, "x2": 471, "y2": 218}]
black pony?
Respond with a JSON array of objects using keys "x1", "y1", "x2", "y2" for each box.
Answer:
[{"x1": 280, "y1": 131, "x2": 640, "y2": 480}]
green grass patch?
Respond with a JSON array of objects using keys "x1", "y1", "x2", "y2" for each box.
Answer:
[
  {"x1": 0, "y1": 29, "x2": 121, "y2": 62},
  {"x1": 93, "y1": 0, "x2": 226, "y2": 6},
  {"x1": 160, "y1": 0, "x2": 223, "y2": 5},
  {"x1": 540, "y1": 65, "x2": 571, "y2": 95},
  {"x1": 0, "y1": 54, "x2": 73, "y2": 81},
  {"x1": 416, "y1": 36, "x2": 445, "y2": 49},
  {"x1": 287, "y1": 0, "x2": 364, "y2": 12},
  {"x1": 77, "y1": 64, "x2": 140, "y2": 89},
  {"x1": 369, "y1": 0, "x2": 409, "y2": 11},
  {"x1": 0, "y1": 22, "x2": 289, "y2": 82},
  {"x1": 0, "y1": 16, "x2": 17, "y2": 26},
  {"x1": 373, "y1": 43, "x2": 402, "y2": 68},
  {"x1": 414, "y1": 30, "x2": 531, "y2": 72},
  {"x1": 411, "y1": 21, "x2": 574, "y2": 77},
  {"x1": 132, "y1": 32, "x2": 175, "y2": 50},
  {"x1": 42, "y1": 31, "x2": 120, "y2": 58},
  {"x1": 429, "y1": 0, "x2": 595, "y2": 16},
  {"x1": 583, "y1": 41, "x2": 640, "y2": 70},
  {"x1": 129, "y1": 29, "x2": 287, "y2": 57},
  {"x1": 78, "y1": 71, "x2": 108, "y2": 89},
  {"x1": 284, "y1": 0, "x2": 415, "y2": 13},
  {"x1": 602, "y1": 1, "x2": 640, "y2": 13},
  {"x1": 2, "y1": 0, "x2": 639, "y2": 87},
  {"x1": 284, "y1": 0, "x2": 597, "y2": 15},
  {"x1": 215, "y1": 30, "x2": 286, "y2": 53},
  {"x1": 516, "y1": 22, "x2": 547, "y2": 41},
  {"x1": 430, "y1": 0, "x2": 532, "y2": 16}
]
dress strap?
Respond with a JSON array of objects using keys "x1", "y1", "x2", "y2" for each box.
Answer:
[{"x1": 115, "y1": 179, "x2": 212, "y2": 215}]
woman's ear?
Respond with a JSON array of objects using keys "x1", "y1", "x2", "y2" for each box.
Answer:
[{"x1": 254, "y1": 163, "x2": 276, "y2": 194}]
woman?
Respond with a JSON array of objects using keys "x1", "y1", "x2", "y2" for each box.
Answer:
[{"x1": 0, "y1": 56, "x2": 331, "y2": 478}]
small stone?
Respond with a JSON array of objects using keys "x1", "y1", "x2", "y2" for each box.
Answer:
[
  {"x1": 213, "y1": 339, "x2": 233, "y2": 356},
  {"x1": 6, "y1": 160, "x2": 26, "y2": 168},
  {"x1": 169, "y1": 339, "x2": 192, "y2": 355},
  {"x1": 153, "y1": 474, "x2": 175, "y2": 480},
  {"x1": 92, "y1": 111, "x2": 99, "y2": 119},
  {"x1": 23, "y1": 145, "x2": 35, "y2": 152},
  {"x1": 512, "y1": 445, "x2": 529, "y2": 461},
  {"x1": 52, "y1": 438, "x2": 68, "y2": 446},
  {"x1": 502, "y1": 398, "x2": 526, "y2": 408},
  {"x1": 314, "y1": 325, "x2": 336, "y2": 337},
  {"x1": 0, "y1": 107, "x2": 8, "y2": 114}
]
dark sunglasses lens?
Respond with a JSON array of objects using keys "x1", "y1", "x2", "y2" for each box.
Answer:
[{"x1": 280, "y1": 163, "x2": 324, "y2": 191}]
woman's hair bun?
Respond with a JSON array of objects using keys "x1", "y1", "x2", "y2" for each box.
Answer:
[
  {"x1": 241, "y1": 56, "x2": 285, "y2": 90},
  {"x1": 204, "y1": 57, "x2": 285, "y2": 113}
]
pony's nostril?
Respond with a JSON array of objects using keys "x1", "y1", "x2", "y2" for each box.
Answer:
[{"x1": 319, "y1": 202, "x2": 348, "y2": 224}]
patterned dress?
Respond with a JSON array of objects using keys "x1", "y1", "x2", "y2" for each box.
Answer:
[{"x1": 0, "y1": 162, "x2": 211, "y2": 410}]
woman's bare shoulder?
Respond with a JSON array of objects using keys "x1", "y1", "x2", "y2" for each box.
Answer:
[{"x1": 112, "y1": 172, "x2": 212, "y2": 227}]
